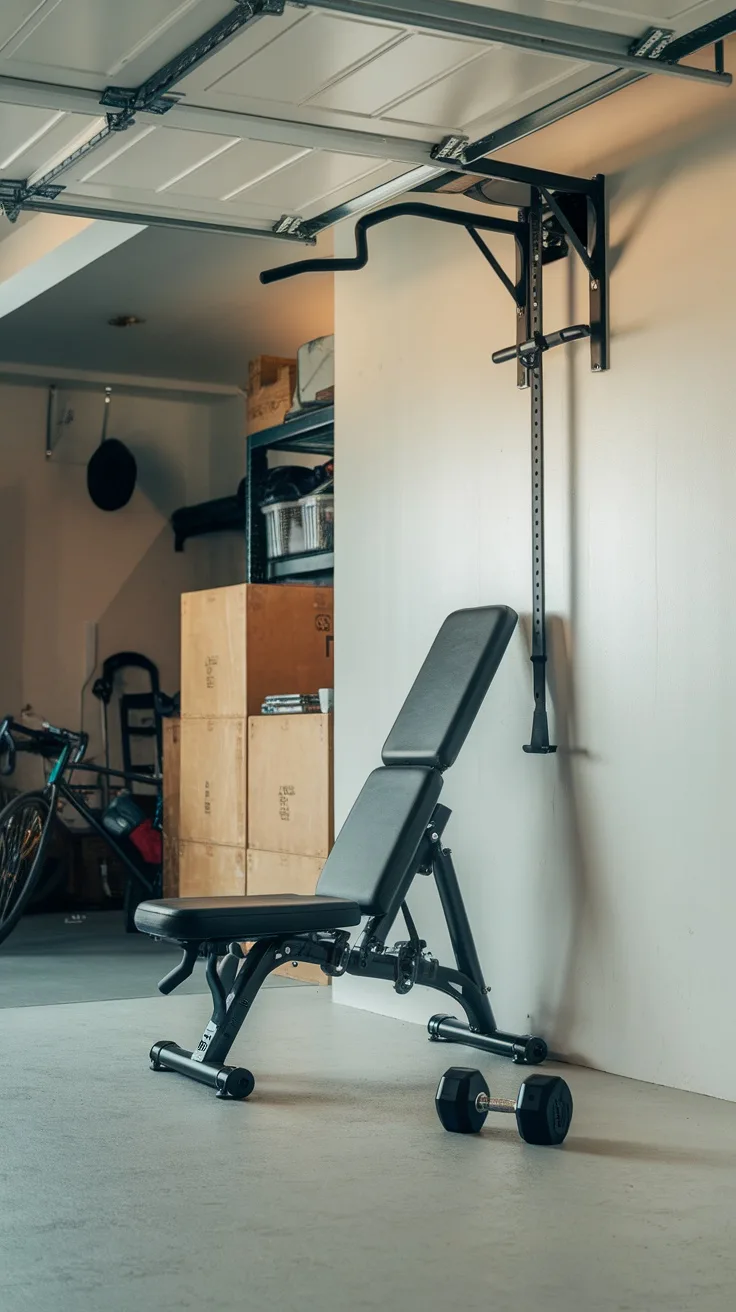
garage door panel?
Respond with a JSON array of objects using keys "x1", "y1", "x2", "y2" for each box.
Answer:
[
  {"x1": 234, "y1": 150, "x2": 401, "y2": 212},
  {"x1": 0, "y1": 0, "x2": 208, "y2": 80},
  {"x1": 295, "y1": 160, "x2": 407, "y2": 218},
  {"x1": 382, "y1": 45, "x2": 586, "y2": 132},
  {"x1": 0, "y1": 107, "x2": 103, "y2": 179},
  {"x1": 308, "y1": 32, "x2": 485, "y2": 118},
  {"x1": 61, "y1": 156, "x2": 406, "y2": 223},
  {"x1": 75, "y1": 125, "x2": 237, "y2": 190},
  {"x1": 0, "y1": 1, "x2": 51, "y2": 54},
  {"x1": 206, "y1": 13, "x2": 403, "y2": 108},
  {"x1": 173, "y1": 5, "x2": 306, "y2": 95},
  {"x1": 0, "y1": 102, "x2": 63, "y2": 171},
  {"x1": 160, "y1": 138, "x2": 308, "y2": 200},
  {"x1": 216, "y1": 158, "x2": 405, "y2": 219},
  {"x1": 58, "y1": 182, "x2": 286, "y2": 227},
  {"x1": 572, "y1": 0, "x2": 718, "y2": 23}
]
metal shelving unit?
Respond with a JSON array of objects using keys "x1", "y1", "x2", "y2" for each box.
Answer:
[{"x1": 246, "y1": 405, "x2": 334, "y2": 583}]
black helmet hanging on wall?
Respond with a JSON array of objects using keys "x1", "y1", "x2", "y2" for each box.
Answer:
[{"x1": 86, "y1": 387, "x2": 137, "y2": 511}]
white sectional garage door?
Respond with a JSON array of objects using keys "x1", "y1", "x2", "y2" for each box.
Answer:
[{"x1": 0, "y1": 0, "x2": 734, "y2": 238}]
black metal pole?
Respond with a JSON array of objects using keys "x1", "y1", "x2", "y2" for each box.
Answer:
[
  {"x1": 432, "y1": 845, "x2": 497, "y2": 1032},
  {"x1": 149, "y1": 1041, "x2": 253, "y2": 1098},
  {"x1": 524, "y1": 190, "x2": 556, "y2": 755},
  {"x1": 427, "y1": 1015, "x2": 547, "y2": 1064}
]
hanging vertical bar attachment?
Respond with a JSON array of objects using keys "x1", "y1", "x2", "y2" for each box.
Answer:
[{"x1": 523, "y1": 191, "x2": 556, "y2": 755}]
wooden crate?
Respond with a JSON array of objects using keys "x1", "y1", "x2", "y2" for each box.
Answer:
[
  {"x1": 162, "y1": 717, "x2": 180, "y2": 897},
  {"x1": 179, "y1": 841, "x2": 246, "y2": 896},
  {"x1": 180, "y1": 583, "x2": 333, "y2": 720},
  {"x1": 246, "y1": 355, "x2": 296, "y2": 435},
  {"x1": 246, "y1": 849, "x2": 329, "y2": 985},
  {"x1": 179, "y1": 717, "x2": 246, "y2": 847},
  {"x1": 248, "y1": 713, "x2": 332, "y2": 858}
]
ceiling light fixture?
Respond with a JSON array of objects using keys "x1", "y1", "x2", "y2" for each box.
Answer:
[{"x1": 107, "y1": 314, "x2": 146, "y2": 328}]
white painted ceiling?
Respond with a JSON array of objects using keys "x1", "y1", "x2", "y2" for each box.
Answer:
[
  {"x1": 0, "y1": 221, "x2": 334, "y2": 385},
  {"x1": 0, "y1": 0, "x2": 733, "y2": 233}
]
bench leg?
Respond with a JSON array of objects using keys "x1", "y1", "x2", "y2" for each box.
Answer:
[
  {"x1": 150, "y1": 1041, "x2": 255, "y2": 1099},
  {"x1": 429, "y1": 844, "x2": 548, "y2": 1065},
  {"x1": 148, "y1": 938, "x2": 281, "y2": 1097},
  {"x1": 427, "y1": 1016, "x2": 547, "y2": 1064}
]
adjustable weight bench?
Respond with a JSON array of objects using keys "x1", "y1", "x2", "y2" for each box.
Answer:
[{"x1": 135, "y1": 604, "x2": 548, "y2": 1099}]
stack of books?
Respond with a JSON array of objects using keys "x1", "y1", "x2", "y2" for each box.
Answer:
[{"x1": 261, "y1": 694, "x2": 321, "y2": 715}]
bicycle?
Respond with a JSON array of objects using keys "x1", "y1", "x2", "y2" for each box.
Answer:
[{"x1": 0, "y1": 717, "x2": 164, "y2": 947}]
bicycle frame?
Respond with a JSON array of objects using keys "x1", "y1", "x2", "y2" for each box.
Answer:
[
  {"x1": 0, "y1": 717, "x2": 161, "y2": 897},
  {"x1": 49, "y1": 772, "x2": 159, "y2": 897}
]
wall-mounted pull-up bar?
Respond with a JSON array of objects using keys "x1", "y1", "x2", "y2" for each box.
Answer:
[
  {"x1": 261, "y1": 202, "x2": 524, "y2": 287},
  {"x1": 261, "y1": 165, "x2": 607, "y2": 754}
]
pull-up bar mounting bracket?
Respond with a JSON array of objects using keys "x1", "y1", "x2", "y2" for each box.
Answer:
[{"x1": 260, "y1": 159, "x2": 609, "y2": 754}]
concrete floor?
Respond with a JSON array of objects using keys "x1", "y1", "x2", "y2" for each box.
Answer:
[
  {"x1": 0, "y1": 912, "x2": 296, "y2": 1007},
  {"x1": 2, "y1": 982, "x2": 736, "y2": 1312}
]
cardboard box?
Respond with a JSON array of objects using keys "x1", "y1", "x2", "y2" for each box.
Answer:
[
  {"x1": 246, "y1": 355, "x2": 297, "y2": 435},
  {"x1": 181, "y1": 583, "x2": 333, "y2": 720},
  {"x1": 246, "y1": 848, "x2": 329, "y2": 985},
  {"x1": 248, "y1": 713, "x2": 332, "y2": 858},
  {"x1": 69, "y1": 834, "x2": 127, "y2": 907},
  {"x1": 296, "y1": 335, "x2": 334, "y2": 408},
  {"x1": 179, "y1": 841, "x2": 246, "y2": 897},
  {"x1": 179, "y1": 717, "x2": 246, "y2": 847},
  {"x1": 162, "y1": 717, "x2": 180, "y2": 897}
]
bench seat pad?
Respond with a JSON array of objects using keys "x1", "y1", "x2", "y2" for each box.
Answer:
[{"x1": 135, "y1": 894, "x2": 361, "y2": 942}]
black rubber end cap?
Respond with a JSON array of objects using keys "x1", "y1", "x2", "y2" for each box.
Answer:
[{"x1": 436, "y1": 1067, "x2": 489, "y2": 1134}]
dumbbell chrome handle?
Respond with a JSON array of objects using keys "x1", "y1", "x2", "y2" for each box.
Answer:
[{"x1": 477, "y1": 1094, "x2": 516, "y2": 1114}]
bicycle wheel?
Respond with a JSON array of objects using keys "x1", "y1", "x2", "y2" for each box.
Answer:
[{"x1": 0, "y1": 791, "x2": 54, "y2": 947}]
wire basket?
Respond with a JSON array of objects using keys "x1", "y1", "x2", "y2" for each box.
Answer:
[
  {"x1": 261, "y1": 500, "x2": 305, "y2": 559},
  {"x1": 299, "y1": 488, "x2": 334, "y2": 552}
]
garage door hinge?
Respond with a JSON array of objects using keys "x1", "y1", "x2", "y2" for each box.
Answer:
[
  {"x1": 629, "y1": 26, "x2": 675, "y2": 60},
  {"x1": 431, "y1": 135, "x2": 470, "y2": 162},
  {"x1": 100, "y1": 87, "x2": 180, "y2": 117},
  {"x1": 273, "y1": 214, "x2": 308, "y2": 236}
]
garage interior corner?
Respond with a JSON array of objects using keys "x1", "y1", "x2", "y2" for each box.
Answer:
[{"x1": 3, "y1": 1, "x2": 736, "y2": 1309}]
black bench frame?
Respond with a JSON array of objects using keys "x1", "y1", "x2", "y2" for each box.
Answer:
[
  {"x1": 141, "y1": 604, "x2": 550, "y2": 1098},
  {"x1": 149, "y1": 801, "x2": 546, "y2": 1098}
]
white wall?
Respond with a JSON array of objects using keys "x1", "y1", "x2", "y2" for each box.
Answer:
[
  {"x1": 333, "y1": 114, "x2": 736, "y2": 1100},
  {"x1": 0, "y1": 383, "x2": 245, "y2": 782}
]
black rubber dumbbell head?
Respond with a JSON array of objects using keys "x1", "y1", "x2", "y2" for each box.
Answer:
[
  {"x1": 435, "y1": 1066, "x2": 490, "y2": 1134},
  {"x1": 516, "y1": 1074, "x2": 573, "y2": 1145}
]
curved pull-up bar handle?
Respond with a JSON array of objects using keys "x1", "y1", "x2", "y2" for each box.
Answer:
[{"x1": 260, "y1": 203, "x2": 524, "y2": 284}]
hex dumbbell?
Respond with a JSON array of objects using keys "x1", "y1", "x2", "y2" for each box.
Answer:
[{"x1": 436, "y1": 1067, "x2": 573, "y2": 1145}]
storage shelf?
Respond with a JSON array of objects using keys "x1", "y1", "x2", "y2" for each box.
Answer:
[
  {"x1": 247, "y1": 405, "x2": 334, "y2": 455},
  {"x1": 267, "y1": 550, "x2": 334, "y2": 580},
  {"x1": 247, "y1": 406, "x2": 334, "y2": 584}
]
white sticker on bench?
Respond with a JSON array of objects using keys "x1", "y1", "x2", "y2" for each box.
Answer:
[{"x1": 193, "y1": 1021, "x2": 218, "y2": 1062}]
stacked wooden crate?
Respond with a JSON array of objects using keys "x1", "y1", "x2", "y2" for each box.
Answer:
[
  {"x1": 246, "y1": 355, "x2": 297, "y2": 435},
  {"x1": 178, "y1": 583, "x2": 333, "y2": 898},
  {"x1": 248, "y1": 712, "x2": 333, "y2": 984},
  {"x1": 162, "y1": 717, "x2": 180, "y2": 897}
]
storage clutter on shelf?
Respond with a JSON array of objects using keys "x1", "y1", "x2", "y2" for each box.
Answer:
[{"x1": 259, "y1": 460, "x2": 334, "y2": 561}]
